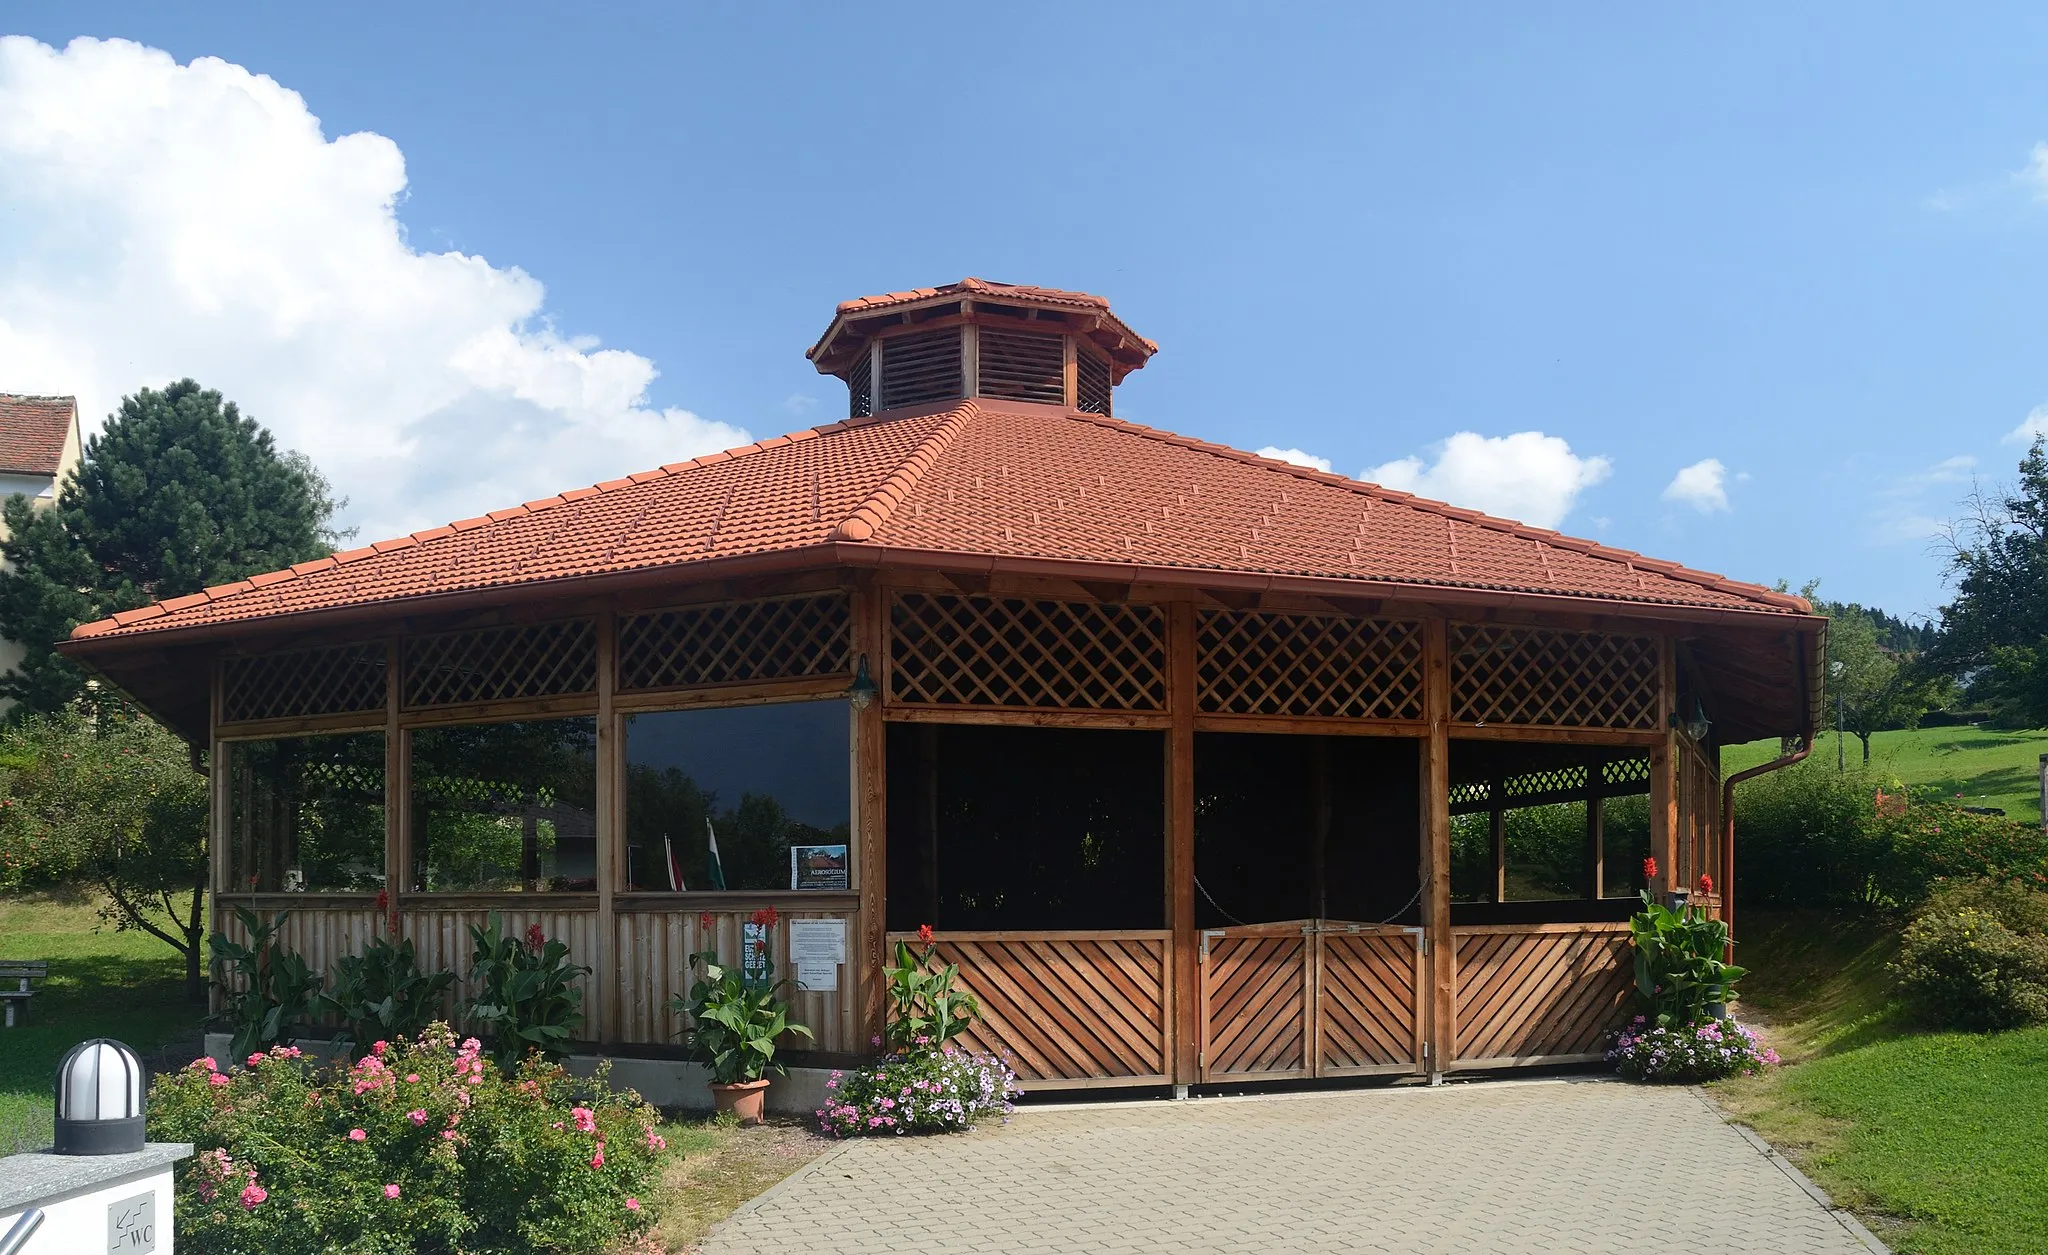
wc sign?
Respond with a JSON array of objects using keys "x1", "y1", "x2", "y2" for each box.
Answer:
[{"x1": 106, "y1": 1192, "x2": 155, "y2": 1254}]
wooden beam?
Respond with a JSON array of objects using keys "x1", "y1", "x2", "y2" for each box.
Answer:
[
  {"x1": 852, "y1": 576, "x2": 888, "y2": 1051},
  {"x1": 1422, "y1": 616, "x2": 1453, "y2": 1080},
  {"x1": 1167, "y1": 599, "x2": 1199, "y2": 1088},
  {"x1": 1076, "y1": 580, "x2": 1133, "y2": 605},
  {"x1": 942, "y1": 571, "x2": 992, "y2": 597},
  {"x1": 594, "y1": 611, "x2": 617, "y2": 1044},
  {"x1": 1652, "y1": 638, "x2": 1679, "y2": 895},
  {"x1": 383, "y1": 639, "x2": 403, "y2": 922}
]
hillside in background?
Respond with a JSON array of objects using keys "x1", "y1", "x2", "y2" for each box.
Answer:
[{"x1": 1725, "y1": 726, "x2": 2048, "y2": 824}]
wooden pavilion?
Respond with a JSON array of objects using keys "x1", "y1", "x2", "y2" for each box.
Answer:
[{"x1": 64, "y1": 279, "x2": 1823, "y2": 1090}]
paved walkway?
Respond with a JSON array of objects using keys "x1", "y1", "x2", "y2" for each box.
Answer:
[{"x1": 700, "y1": 1078, "x2": 1883, "y2": 1254}]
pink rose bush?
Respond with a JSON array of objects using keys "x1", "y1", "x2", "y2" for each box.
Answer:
[{"x1": 150, "y1": 1025, "x2": 670, "y2": 1254}]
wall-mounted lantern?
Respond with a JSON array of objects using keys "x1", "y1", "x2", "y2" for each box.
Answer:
[
  {"x1": 54, "y1": 1038, "x2": 146, "y2": 1156},
  {"x1": 845, "y1": 654, "x2": 878, "y2": 711}
]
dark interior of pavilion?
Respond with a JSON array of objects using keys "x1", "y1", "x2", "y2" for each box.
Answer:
[{"x1": 882, "y1": 724, "x2": 1658, "y2": 933}]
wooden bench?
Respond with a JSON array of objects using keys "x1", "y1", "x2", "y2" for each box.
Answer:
[{"x1": 0, "y1": 961, "x2": 47, "y2": 1028}]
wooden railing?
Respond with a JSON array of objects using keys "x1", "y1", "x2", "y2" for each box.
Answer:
[
  {"x1": 1449, "y1": 922, "x2": 1631, "y2": 1067},
  {"x1": 616, "y1": 901, "x2": 857, "y2": 1053},
  {"x1": 892, "y1": 930, "x2": 1173, "y2": 1089}
]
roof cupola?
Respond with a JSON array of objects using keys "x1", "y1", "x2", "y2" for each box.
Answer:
[{"x1": 806, "y1": 278, "x2": 1156, "y2": 419}]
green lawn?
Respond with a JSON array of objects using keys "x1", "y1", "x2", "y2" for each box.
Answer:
[
  {"x1": 1725, "y1": 724, "x2": 2048, "y2": 823},
  {"x1": 0, "y1": 892, "x2": 204, "y2": 1153},
  {"x1": 1716, "y1": 909, "x2": 2048, "y2": 1254}
]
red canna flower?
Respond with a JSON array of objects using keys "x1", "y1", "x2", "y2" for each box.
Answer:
[
  {"x1": 750, "y1": 907, "x2": 779, "y2": 928},
  {"x1": 525, "y1": 923, "x2": 546, "y2": 953},
  {"x1": 752, "y1": 939, "x2": 768, "y2": 955},
  {"x1": 698, "y1": 912, "x2": 716, "y2": 932},
  {"x1": 1643, "y1": 856, "x2": 1659, "y2": 882},
  {"x1": 917, "y1": 924, "x2": 935, "y2": 944},
  {"x1": 1697, "y1": 873, "x2": 1713, "y2": 895}
]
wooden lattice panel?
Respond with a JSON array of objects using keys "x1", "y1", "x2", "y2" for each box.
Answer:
[
  {"x1": 1451, "y1": 925, "x2": 1632, "y2": 1063},
  {"x1": 1200, "y1": 930, "x2": 1309, "y2": 1080},
  {"x1": 1450, "y1": 625, "x2": 1661, "y2": 729},
  {"x1": 1075, "y1": 344, "x2": 1112, "y2": 416},
  {"x1": 404, "y1": 620, "x2": 597, "y2": 708},
  {"x1": 977, "y1": 329, "x2": 1067, "y2": 405},
  {"x1": 880, "y1": 327, "x2": 963, "y2": 409},
  {"x1": 1198, "y1": 611, "x2": 1423, "y2": 720},
  {"x1": 617, "y1": 594, "x2": 851, "y2": 693},
  {"x1": 907, "y1": 933, "x2": 1171, "y2": 1085},
  {"x1": 888, "y1": 593, "x2": 1167, "y2": 711},
  {"x1": 1604, "y1": 755, "x2": 1651, "y2": 789},
  {"x1": 1319, "y1": 931, "x2": 1423, "y2": 1074},
  {"x1": 221, "y1": 642, "x2": 387, "y2": 724}
]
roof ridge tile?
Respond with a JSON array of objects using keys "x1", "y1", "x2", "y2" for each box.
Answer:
[{"x1": 833, "y1": 403, "x2": 978, "y2": 543}]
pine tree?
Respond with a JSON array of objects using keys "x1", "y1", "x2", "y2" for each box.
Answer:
[{"x1": 0, "y1": 380, "x2": 342, "y2": 713}]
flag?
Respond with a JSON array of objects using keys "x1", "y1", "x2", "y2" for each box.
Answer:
[
  {"x1": 663, "y1": 834, "x2": 685, "y2": 892},
  {"x1": 705, "y1": 816, "x2": 727, "y2": 891}
]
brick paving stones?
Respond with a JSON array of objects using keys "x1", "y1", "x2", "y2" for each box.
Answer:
[{"x1": 699, "y1": 1077, "x2": 1879, "y2": 1254}]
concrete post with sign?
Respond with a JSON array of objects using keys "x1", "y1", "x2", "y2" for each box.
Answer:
[{"x1": 0, "y1": 1143, "x2": 190, "y2": 1254}]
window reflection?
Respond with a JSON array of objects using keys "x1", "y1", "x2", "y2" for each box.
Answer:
[
  {"x1": 228, "y1": 732, "x2": 386, "y2": 893},
  {"x1": 624, "y1": 701, "x2": 851, "y2": 893},
  {"x1": 410, "y1": 718, "x2": 597, "y2": 893}
]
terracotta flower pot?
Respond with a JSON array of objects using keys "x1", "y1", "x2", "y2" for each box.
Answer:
[{"x1": 710, "y1": 1078, "x2": 771, "y2": 1125}]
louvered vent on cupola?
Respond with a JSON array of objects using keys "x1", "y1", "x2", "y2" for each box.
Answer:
[
  {"x1": 807, "y1": 278, "x2": 1155, "y2": 419},
  {"x1": 880, "y1": 327, "x2": 964, "y2": 410},
  {"x1": 977, "y1": 329, "x2": 1066, "y2": 405}
]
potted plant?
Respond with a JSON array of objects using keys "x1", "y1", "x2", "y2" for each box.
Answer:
[{"x1": 674, "y1": 930, "x2": 811, "y2": 1124}]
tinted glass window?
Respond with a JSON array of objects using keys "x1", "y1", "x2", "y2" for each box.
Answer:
[
  {"x1": 410, "y1": 718, "x2": 597, "y2": 892},
  {"x1": 624, "y1": 701, "x2": 850, "y2": 893},
  {"x1": 228, "y1": 732, "x2": 385, "y2": 893}
]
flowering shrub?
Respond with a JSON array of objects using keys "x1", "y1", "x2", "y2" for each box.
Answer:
[
  {"x1": 880, "y1": 926, "x2": 978, "y2": 1052},
  {"x1": 1606, "y1": 1016, "x2": 1779, "y2": 1083},
  {"x1": 816, "y1": 1044, "x2": 1019, "y2": 1138},
  {"x1": 149, "y1": 1024, "x2": 665, "y2": 1255},
  {"x1": 463, "y1": 913, "x2": 589, "y2": 1075}
]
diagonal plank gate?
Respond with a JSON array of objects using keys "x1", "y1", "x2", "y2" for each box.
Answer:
[{"x1": 1198, "y1": 920, "x2": 1427, "y2": 1082}]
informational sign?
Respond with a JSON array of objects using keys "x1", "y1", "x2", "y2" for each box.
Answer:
[
  {"x1": 107, "y1": 1191, "x2": 156, "y2": 1254},
  {"x1": 740, "y1": 920, "x2": 771, "y2": 990},
  {"x1": 789, "y1": 843, "x2": 850, "y2": 891},
  {"x1": 790, "y1": 918, "x2": 847, "y2": 993}
]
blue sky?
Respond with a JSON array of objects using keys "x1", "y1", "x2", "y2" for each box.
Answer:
[{"x1": 8, "y1": 5, "x2": 2048, "y2": 618}]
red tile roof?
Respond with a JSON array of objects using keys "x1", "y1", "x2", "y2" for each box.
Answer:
[
  {"x1": 807, "y1": 278, "x2": 1159, "y2": 365},
  {"x1": 0, "y1": 394, "x2": 77, "y2": 477},
  {"x1": 68, "y1": 400, "x2": 1806, "y2": 643}
]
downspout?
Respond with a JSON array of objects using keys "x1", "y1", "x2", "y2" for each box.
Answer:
[{"x1": 1719, "y1": 628, "x2": 1819, "y2": 964}]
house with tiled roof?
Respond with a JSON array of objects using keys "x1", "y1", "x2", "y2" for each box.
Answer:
[
  {"x1": 63, "y1": 282, "x2": 1820, "y2": 1094},
  {"x1": 0, "y1": 394, "x2": 83, "y2": 697}
]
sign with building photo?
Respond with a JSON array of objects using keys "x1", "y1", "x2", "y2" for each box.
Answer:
[{"x1": 789, "y1": 843, "x2": 849, "y2": 891}]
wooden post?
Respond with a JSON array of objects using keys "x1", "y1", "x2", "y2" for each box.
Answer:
[
  {"x1": 1488, "y1": 780, "x2": 1505, "y2": 904},
  {"x1": 1310, "y1": 737, "x2": 1330, "y2": 920},
  {"x1": 1587, "y1": 760, "x2": 1606, "y2": 901},
  {"x1": 383, "y1": 638, "x2": 404, "y2": 914},
  {"x1": 853, "y1": 577, "x2": 889, "y2": 1052},
  {"x1": 1422, "y1": 617, "x2": 1453, "y2": 1081},
  {"x1": 1652, "y1": 639, "x2": 1679, "y2": 896},
  {"x1": 919, "y1": 725, "x2": 940, "y2": 923},
  {"x1": 1167, "y1": 599, "x2": 1199, "y2": 1091},
  {"x1": 594, "y1": 612, "x2": 617, "y2": 1043}
]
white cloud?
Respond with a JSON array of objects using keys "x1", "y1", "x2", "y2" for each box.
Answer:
[
  {"x1": 2007, "y1": 403, "x2": 2048, "y2": 444},
  {"x1": 1360, "y1": 431, "x2": 1610, "y2": 530},
  {"x1": 1255, "y1": 446, "x2": 1333, "y2": 473},
  {"x1": 1661, "y1": 458, "x2": 1731, "y2": 513},
  {"x1": 2025, "y1": 143, "x2": 2048, "y2": 201},
  {"x1": 0, "y1": 36, "x2": 748, "y2": 541}
]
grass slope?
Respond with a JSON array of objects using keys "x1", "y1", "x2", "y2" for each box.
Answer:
[
  {"x1": 1716, "y1": 909, "x2": 2048, "y2": 1254},
  {"x1": 0, "y1": 892, "x2": 202, "y2": 1153},
  {"x1": 1725, "y1": 725, "x2": 2048, "y2": 823}
]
